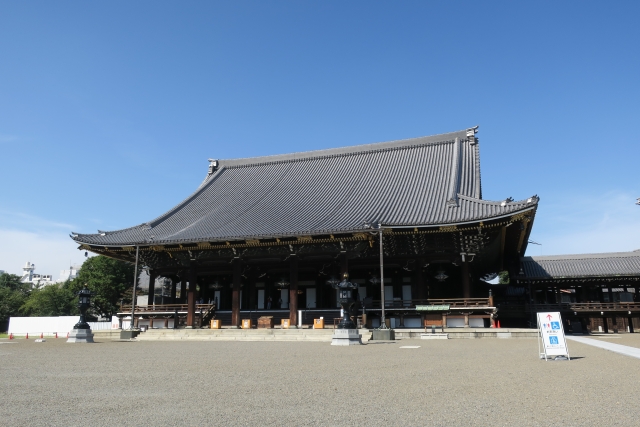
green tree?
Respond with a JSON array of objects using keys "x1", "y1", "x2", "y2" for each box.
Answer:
[
  {"x1": 498, "y1": 271, "x2": 510, "y2": 285},
  {"x1": 20, "y1": 282, "x2": 77, "y2": 317},
  {"x1": 68, "y1": 256, "x2": 135, "y2": 318},
  {"x1": 0, "y1": 273, "x2": 30, "y2": 331}
]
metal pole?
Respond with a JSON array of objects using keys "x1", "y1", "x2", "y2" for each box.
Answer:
[
  {"x1": 379, "y1": 228, "x2": 386, "y2": 329},
  {"x1": 130, "y1": 245, "x2": 139, "y2": 330}
]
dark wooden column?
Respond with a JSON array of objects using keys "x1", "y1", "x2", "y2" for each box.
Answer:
[
  {"x1": 413, "y1": 258, "x2": 425, "y2": 302},
  {"x1": 462, "y1": 259, "x2": 471, "y2": 299},
  {"x1": 186, "y1": 268, "x2": 197, "y2": 328},
  {"x1": 289, "y1": 256, "x2": 299, "y2": 327},
  {"x1": 147, "y1": 270, "x2": 157, "y2": 306},
  {"x1": 171, "y1": 279, "x2": 177, "y2": 303},
  {"x1": 180, "y1": 280, "x2": 187, "y2": 303},
  {"x1": 231, "y1": 259, "x2": 242, "y2": 328},
  {"x1": 248, "y1": 272, "x2": 256, "y2": 311}
]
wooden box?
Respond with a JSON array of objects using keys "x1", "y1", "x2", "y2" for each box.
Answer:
[
  {"x1": 281, "y1": 319, "x2": 291, "y2": 329},
  {"x1": 313, "y1": 318, "x2": 324, "y2": 329},
  {"x1": 242, "y1": 319, "x2": 252, "y2": 329},
  {"x1": 258, "y1": 316, "x2": 274, "y2": 329},
  {"x1": 210, "y1": 319, "x2": 221, "y2": 329}
]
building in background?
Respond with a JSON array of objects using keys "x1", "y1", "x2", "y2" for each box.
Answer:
[
  {"x1": 20, "y1": 261, "x2": 54, "y2": 287},
  {"x1": 58, "y1": 265, "x2": 81, "y2": 283}
]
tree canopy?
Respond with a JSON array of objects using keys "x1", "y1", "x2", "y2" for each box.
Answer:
[
  {"x1": 0, "y1": 273, "x2": 30, "y2": 330},
  {"x1": 20, "y1": 283, "x2": 77, "y2": 317},
  {"x1": 68, "y1": 256, "x2": 135, "y2": 318}
]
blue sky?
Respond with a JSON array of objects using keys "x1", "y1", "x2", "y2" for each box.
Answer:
[{"x1": 1, "y1": 1, "x2": 639, "y2": 276}]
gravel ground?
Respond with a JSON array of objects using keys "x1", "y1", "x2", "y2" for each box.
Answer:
[{"x1": 1, "y1": 337, "x2": 639, "y2": 427}]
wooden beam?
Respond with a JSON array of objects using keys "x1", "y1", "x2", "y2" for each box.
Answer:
[
  {"x1": 186, "y1": 268, "x2": 197, "y2": 327},
  {"x1": 289, "y1": 256, "x2": 299, "y2": 327},
  {"x1": 231, "y1": 259, "x2": 241, "y2": 327}
]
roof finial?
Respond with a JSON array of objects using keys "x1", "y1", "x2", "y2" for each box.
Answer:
[{"x1": 208, "y1": 159, "x2": 219, "y2": 175}]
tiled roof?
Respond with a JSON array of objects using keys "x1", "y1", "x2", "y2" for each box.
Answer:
[
  {"x1": 72, "y1": 127, "x2": 538, "y2": 246},
  {"x1": 520, "y1": 251, "x2": 640, "y2": 279}
]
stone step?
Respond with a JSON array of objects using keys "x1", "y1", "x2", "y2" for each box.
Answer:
[{"x1": 135, "y1": 328, "x2": 369, "y2": 342}]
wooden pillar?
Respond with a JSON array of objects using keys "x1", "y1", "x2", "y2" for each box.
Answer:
[
  {"x1": 413, "y1": 258, "x2": 425, "y2": 303},
  {"x1": 462, "y1": 258, "x2": 471, "y2": 299},
  {"x1": 164, "y1": 318, "x2": 169, "y2": 328},
  {"x1": 464, "y1": 314, "x2": 469, "y2": 328},
  {"x1": 289, "y1": 256, "x2": 299, "y2": 327},
  {"x1": 231, "y1": 258, "x2": 242, "y2": 328},
  {"x1": 442, "y1": 313, "x2": 447, "y2": 328},
  {"x1": 147, "y1": 270, "x2": 157, "y2": 306},
  {"x1": 180, "y1": 280, "x2": 187, "y2": 303},
  {"x1": 149, "y1": 317, "x2": 154, "y2": 329},
  {"x1": 171, "y1": 279, "x2": 177, "y2": 303},
  {"x1": 186, "y1": 268, "x2": 197, "y2": 328},
  {"x1": 248, "y1": 273, "x2": 256, "y2": 311}
]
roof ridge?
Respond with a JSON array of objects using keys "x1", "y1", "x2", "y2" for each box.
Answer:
[
  {"x1": 219, "y1": 128, "x2": 473, "y2": 168},
  {"x1": 523, "y1": 251, "x2": 640, "y2": 261},
  {"x1": 457, "y1": 194, "x2": 539, "y2": 206}
]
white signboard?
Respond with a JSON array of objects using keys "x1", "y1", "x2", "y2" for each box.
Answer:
[{"x1": 537, "y1": 312, "x2": 570, "y2": 360}]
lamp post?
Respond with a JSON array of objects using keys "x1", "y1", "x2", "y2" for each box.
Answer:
[
  {"x1": 332, "y1": 273, "x2": 358, "y2": 329},
  {"x1": 67, "y1": 285, "x2": 94, "y2": 343},
  {"x1": 328, "y1": 273, "x2": 362, "y2": 345},
  {"x1": 74, "y1": 286, "x2": 92, "y2": 329}
]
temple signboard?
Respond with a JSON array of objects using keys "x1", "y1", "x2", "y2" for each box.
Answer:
[{"x1": 537, "y1": 312, "x2": 570, "y2": 361}]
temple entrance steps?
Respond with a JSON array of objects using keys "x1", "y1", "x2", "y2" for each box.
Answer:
[
  {"x1": 212, "y1": 309, "x2": 342, "y2": 327},
  {"x1": 135, "y1": 328, "x2": 358, "y2": 342}
]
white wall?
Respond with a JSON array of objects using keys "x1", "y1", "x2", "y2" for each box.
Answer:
[{"x1": 8, "y1": 316, "x2": 115, "y2": 335}]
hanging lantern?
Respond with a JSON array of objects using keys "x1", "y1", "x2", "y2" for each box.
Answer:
[
  {"x1": 275, "y1": 279, "x2": 290, "y2": 290},
  {"x1": 325, "y1": 277, "x2": 339, "y2": 286},
  {"x1": 435, "y1": 270, "x2": 449, "y2": 282},
  {"x1": 209, "y1": 281, "x2": 223, "y2": 290}
]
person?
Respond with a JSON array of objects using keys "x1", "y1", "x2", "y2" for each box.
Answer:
[
  {"x1": 267, "y1": 296, "x2": 272, "y2": 309},
  {"x1": 278, "y1": 297, "x2": 283, "y2": 309}
]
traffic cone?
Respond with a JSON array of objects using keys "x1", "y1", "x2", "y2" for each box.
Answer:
[
  {"x1": 55, "y1": 332, "x2": 58, "y2": 339},
  {"x1": 40, "y1": 333, "x2": 43, "y2": 339},
  {"x1": 66, "y1": 332, "x2": 69, "y2": 338},
  {"x1": 9, "y1": 333, "x2": 13, "y2": 340},
  {"x1": 25, "y1": 333, "x2": 29, "y2": 339},
  {"x1": 497, "y1": 320, "x2": 501, "y2": 328}
]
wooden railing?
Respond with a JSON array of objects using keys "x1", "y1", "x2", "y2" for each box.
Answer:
[
  {"x1": 567, "y1": 302, "x2": 640, "y2": 312},
  {"x1": 119, "y1": 303, "x2": 215, "y2": 313},
  {"x1": 500, "y1": 302, "x2": 640, "y2": 313},
  {"x1": 367, "y1": 298, "x2": 491, "y2": 309}
]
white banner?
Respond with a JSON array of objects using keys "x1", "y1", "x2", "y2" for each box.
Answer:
[{"x1": 537, "y1": 312, "x2": 570, "y2": 360}]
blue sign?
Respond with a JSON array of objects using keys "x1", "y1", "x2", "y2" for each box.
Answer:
[
  {"x1": 549, "y1": 336, "x2": 559, "y2": 345},
  {"x1": 551, "y1": 321, "x2": 560, "y2": 330}
]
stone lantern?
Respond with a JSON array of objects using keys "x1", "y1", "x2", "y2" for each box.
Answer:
[
  {"x1": 329, "y1": 273, "x2": 362, "y2": 345},
  {"x1": 67, "y1": 285, "x2": 95, "y2": 343}
]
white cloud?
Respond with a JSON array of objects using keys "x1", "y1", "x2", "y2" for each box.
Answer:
[
  {"x1": 0, "y1": 210, "x2": 75, "y2": 231},
  {"x1": 526, "y1": 191, "x2": 640, "y2": 256},
  {"x1": 0, "y1": 229, "x2": 87, "y2": 278}
]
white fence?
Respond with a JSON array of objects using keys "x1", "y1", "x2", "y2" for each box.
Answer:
[{"x1": 8, "y1": 316, "x2": 116, "y2": 336}]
